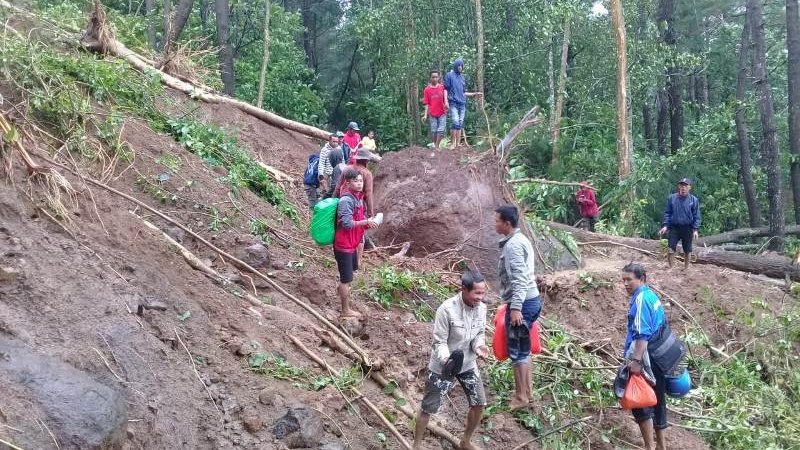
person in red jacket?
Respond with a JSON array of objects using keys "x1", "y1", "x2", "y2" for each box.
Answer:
[
  {"x1": 576, "y1": 181, "x2": 599, "y2": 232},
  {"x1": 335, "y1": 168, "x2": 378, "y2": 317}
]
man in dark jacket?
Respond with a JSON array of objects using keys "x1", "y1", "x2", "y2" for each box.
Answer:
[
  {"x1": 658, "y1": 178, "x2": 701, "y2": 269},
  {"x1": 443, "y1": 58, "x2": 482, "y2": 149}
]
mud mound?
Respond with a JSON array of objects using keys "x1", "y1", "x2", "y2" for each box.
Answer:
[{"x1": 372, "y1": 147, "x2": 579, "y2": 282}]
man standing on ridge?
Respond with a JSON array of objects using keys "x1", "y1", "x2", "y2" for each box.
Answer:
[
  {"x1": 658, "y1": 178, "x2": 701, "y2": 269},
  {"x1": 494, "y1": 204, "x2": 542, "y2": 410},
  {"x1": 413, "y1": 270, "x2": 489, "y2": 450},
  {"x1": 443, "y1": 58, "x2": 482, "y2": 149},
  {"x1": 422, "y1": 70, "x2": 449, "y2": 148}
]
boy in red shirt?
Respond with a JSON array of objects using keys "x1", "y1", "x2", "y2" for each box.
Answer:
[
  {"x1": 422, "y1": 71, "x2": 449, "y2": 148},
  {"x1": 335, "y1": 168, "x2": 378, "y2": 317}
]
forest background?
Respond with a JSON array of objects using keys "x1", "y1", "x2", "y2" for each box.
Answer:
[{"x1": 30, "y1": 0, "x2": 800, "y2": 251}]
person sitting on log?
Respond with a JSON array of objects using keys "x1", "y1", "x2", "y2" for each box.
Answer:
[{"x1": 658, "y1": 178, "x2": 701, "y2": 269}]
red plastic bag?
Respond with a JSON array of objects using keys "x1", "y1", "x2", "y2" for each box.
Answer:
[
  {"x1": 493, "y1": 304, "x2": 509, "y2": 360},
  {"x1": 492, "y1": 304, "x2": 542, "y2": 360},
  {"x1": 620, "y1": 373, "x2": 657, "y2": 409},
  {"x1": 530, "y1": 321, "x2": 541, "y2": 355}
]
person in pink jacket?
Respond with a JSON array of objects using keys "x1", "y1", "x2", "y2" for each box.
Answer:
[{"x1": 576, "y1": 181, "x2": 599, "y2": 232}]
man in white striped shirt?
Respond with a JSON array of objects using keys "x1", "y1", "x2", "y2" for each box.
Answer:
[{"x1": 317, "y1": 134, "x2": 341, "y2": 193}]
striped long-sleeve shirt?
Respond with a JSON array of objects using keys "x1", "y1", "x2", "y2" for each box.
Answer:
[{"x1": 318, "y1": 143, "x2": 339, "y2": 180}]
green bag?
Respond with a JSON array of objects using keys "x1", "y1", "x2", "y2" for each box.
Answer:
[{"x1": 310, "y1": 197, "x2": 339, "y2": 246}]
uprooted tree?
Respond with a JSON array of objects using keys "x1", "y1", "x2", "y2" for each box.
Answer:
[{"x1": 549, "y1": 222, "x2": 800, "y2": 282}]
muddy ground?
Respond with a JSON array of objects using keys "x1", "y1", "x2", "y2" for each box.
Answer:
[{"x1": 0, "y1": 45, "x2": 790, "y2": 450}]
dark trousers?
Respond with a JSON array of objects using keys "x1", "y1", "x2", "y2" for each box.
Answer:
[
  {"x1": 631, "y1": 362, "x2": 668, "y2": 429},
  {"x1": 667, "y1": 224, "x2": 693, "y2": 254}
]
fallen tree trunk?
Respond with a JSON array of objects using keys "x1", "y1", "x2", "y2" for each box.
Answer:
[
  {"x1": 548, "y1": 222, "x2": 800, "y2": 281},
  {"x1": 697, "y1": 225, "x2": 800, "y2": 247},
  {"x1": 80, "y1": 1, "x2": 329, "y2": 141},
  {"x1": 508, "y1": 177, "x2": 597, "y2": 190},
  {"x1": 496, "y1": 106, "x2": 543, "y2": 158}
]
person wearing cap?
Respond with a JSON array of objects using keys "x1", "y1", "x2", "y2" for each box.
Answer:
[
  {"x1": 343, "y1": 122, "x2": 362, "y2": 162},
  {"x1": 443, "y1": 57, "x2": 482, "y2": 149},
  {"x1": 658, "y1": 178, "x2": 701, "y2": 269},
  {"x1": 576, "y1": 181, "x2": 599, "y2": 232},
  {"x1": 413, "y1": 270, "x2": 489, "y2": 450},
  {"x1": 334, "y1": 147, "x2": 380, "y2": 216}
]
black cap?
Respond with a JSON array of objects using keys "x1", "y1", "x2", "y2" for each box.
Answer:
[{"x1": 678, "y1": 178, "x2": 692, "y2": 186}]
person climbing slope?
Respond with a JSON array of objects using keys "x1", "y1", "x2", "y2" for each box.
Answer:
[
  {"x1": 494, "y1": 204, "x2": 542, "y2": 410},
  {"x1": 343, "y1": 122, "x2": 362, "y2": 163},
  {"x1": 413, "y1": 270, "x2": 489, "y2": 450},
  {"x1": 334, "y1": 168, "x2": 378, "y2": 317}
]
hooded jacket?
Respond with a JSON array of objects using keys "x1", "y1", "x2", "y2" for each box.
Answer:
[{"x1": 443, "y1": 58, "x2": 467, "y2": 106}]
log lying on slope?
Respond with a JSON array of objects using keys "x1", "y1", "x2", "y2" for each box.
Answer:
[
  {"x1": 548, "y1": 222, "x2": 800, "y2": 281},
  {"x1": 80, "y1": 1, "x2": 329, "y2": 141},
  {"x1": 697, "y1": 225, "x2": 800, "y2": 247}
]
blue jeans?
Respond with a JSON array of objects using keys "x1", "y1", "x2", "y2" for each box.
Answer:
[
  {"x1": 505, "y1": 297, "x2": 542, "y2": 365},
  {"x1": 450, "y1": 103, "x2": 466, "y2": 130},
  {"x1": 428, "y1": 115, "x2": 446, "y2": 135}
]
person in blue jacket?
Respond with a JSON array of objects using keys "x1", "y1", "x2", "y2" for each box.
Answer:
[
  {"x1": 443, "y1": 58, "x2": 482, "y2": 149},
  {"x1": 658, "y1": 178, "x2": 700, "y2": 269},
  {"x1": 622, "y1": 263, "x2": 669, "y2": 450}
]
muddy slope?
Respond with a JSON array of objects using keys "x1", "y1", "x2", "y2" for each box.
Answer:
[{"x1": 372, "y1": 147, "x2": 579, "y2": 283}]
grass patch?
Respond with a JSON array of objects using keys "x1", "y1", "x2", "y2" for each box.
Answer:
[
  {"x1": 357, "y1": 265, "x2": 453, "y2": 321},
  {"x1": 0, "y1": 31, "x2": 298, "y2": 221},
  {"x1": 248, "y1": 351, "x2": 363, "y2": 392},
  {"x1": 484, "y1": 322, "x2": 620, "y2": 449}
]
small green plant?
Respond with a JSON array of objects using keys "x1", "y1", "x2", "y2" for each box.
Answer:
[
  {"x1": 157, "y1": 153, "x2": 182, "y2": 173},
  {"x1": 207, "y1": 207, "x2": 231, "y2": 231},
  {"x1": 484, "y1": 322, "x2": 615, "y2": 448},
  {"x1": 577, "y1": 271, "x2": 613, "y2": 292},
  {"x1": 249, "y1": 352, "x2": 364, "y2": 392},
  {"x1": 166, "y1": 117, "x2": 299, "y2": 222},
  {"x1": 361, "y1": 266, "x2": 452, "y2": 321}
]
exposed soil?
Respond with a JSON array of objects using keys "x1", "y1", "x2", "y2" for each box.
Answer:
[
  {"x1": 0, "y1": 33, "x2": 790, "y2": 450},
  {"x1": 372, "y1": 147, "x2": 579, "y2": 286}
]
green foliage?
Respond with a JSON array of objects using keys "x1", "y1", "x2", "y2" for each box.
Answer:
[
  {"x1": 358, "y1": 265, "x2": 452, "y2": 320},
  {"x1": 249, "y1": 352, "x2": 364, "y2": 392},
  {"x1": 484, "y1": 321, "x2": 616, "y2": 448},
  {"x1": 231, "y1": 4, "x2": 326, "y2": 124},
  {"x1": 165, "y1": 118, "x2": 298, "y2": 222},
  {"x1": 577, "y1": 272, "x2": 613, "y2": 293}
]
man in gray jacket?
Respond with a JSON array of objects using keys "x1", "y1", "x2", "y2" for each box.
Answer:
[
  {"x1": 413, "y1": 270, "x2": 488, "y2": 450},
  {"x1": 495, "y1": 204, "x2": 542, "y2": 410}
]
